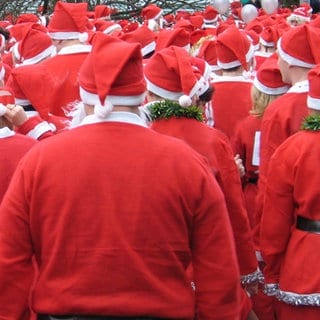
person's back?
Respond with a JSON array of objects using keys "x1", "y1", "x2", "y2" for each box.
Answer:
[
  {"x1": 211, "y1": 26, "x2": 255, "y2": 139},
  {"x1": 0, "y1": 32, "x2": 242, "y2": 320}
]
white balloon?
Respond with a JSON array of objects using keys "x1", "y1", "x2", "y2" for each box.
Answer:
[
  {"x1": 261, "y1": 0, "x2": 278, "y2": 14},
  {"x1": 212, "y1": 0, "x2": 230, "y2": 14},
  {"x1": 241, "y1": 4, "x2": 258, "y2": 24}
]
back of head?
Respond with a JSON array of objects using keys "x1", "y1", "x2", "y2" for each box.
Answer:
[
  {"x1": 216, "y1": 26, "x2": 254, "y2": 71},
  {"x1": 48, "y1": 1, "x2": 89, "y2": 42},
  {"x1": 79, "y1": 33, "x2": 146, "y2": 118},
  {"x1": 277, "y1": 24, "x2": 320, "y2": 68},
  {"x1": 144, "y1": 45, "x2": 209, "y2": 107}
]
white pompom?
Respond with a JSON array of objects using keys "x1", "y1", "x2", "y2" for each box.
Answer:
[
  {"x1": 79, "y1": 32, "x2": 88, "y2": 43},
  {"x1": 94, "y1": 101, "x2": 113, "y2": 119},
  {"x1": 0, "y1": 103, "x2": 6, "y2": 116},
  {"x1": 179, "y1": 95, "x2": 192, "y2": 108}
]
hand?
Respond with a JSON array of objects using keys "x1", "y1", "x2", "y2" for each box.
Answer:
[
  {"x1": 4, "y1": 104, "x2": 28, "y2": 127},
  {"x1": 234, "y1": 154, "x2": 245, "y2": 178}
]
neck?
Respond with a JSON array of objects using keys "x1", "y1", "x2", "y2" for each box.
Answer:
[{"x1": 112, "y1": 106, "x2": 141, "y2": 115}]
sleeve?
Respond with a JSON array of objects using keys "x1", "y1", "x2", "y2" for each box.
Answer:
[
  {"x1": 260, "y1": 141, "x2": 295, "y2": 286},
  {"x1": 0, "y1": 158, "x2": 35, "y2": 319},
  {"x1": 214, "y1": 137, "x2": 258, "y2": 277},
  {"x1": 191, "y1": 168, "x2": 242, "y2": 320},
  {"x1": 16, "y1": 116, "x2": 55, "y2": 140}
]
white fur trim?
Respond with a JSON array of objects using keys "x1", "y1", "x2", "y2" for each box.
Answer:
[
  {"x1": 80, "y1": 87, "x2": 146, "y2": 106},
  {"x1": 49, "y1": 31, "x2": 82, "y2": 40},
  {"x1": 0, "y1": 34, "x2": 5, "y2": 51},
  {"x1": 259, "y1": 37, "x2": 275, "y2": 48},
  {"x1": 103, "y1": 24, "x2": 121, "y2": 35},
  {"x1": 15, "y1": 97, "x2": 31, "y2": 106},
  {"x1": 0, "y1": 64, "x2": 5, "y2": 81},
  {"x1": 146, "y1": 78, "x2": 183, "y2": 100},
  {"x1": 218, "y1": 43, "x2": 255, "y2": 70},
  {"x1": 21, "y1": 45, "x2": 56, "y2": 66},
  {"x1": 153, "y1": 9, "x2": 163, "y2": 21},
  {"x1": 307, "y1": 95, "x2": 320, "y2": 110},
  {"x1": 58, "y1": 44, "x2": 91, "y2": 55},
  {"x1": 253, "y1": 77, "x2": 289, "y2": 95},
  {"x1": 277, "y1": 38, "x2": 316, "y2": 68},
  {"x1": 78, "y1": 32, "x2": 88, "y2": 43},
  {"x1": 27, "y1": 121, "x2": 54, "y2": 139},
  {"x1": 141, "y1": 41, "x2": 156, "y2": 57},
  {"x1": 94, "y1": 101, "x2": 113, "y2": 118},
  {"x1": 0, "y1": 103, "x2": 6, "y2": 116},
  {"x1": 204, "y1": 17, "x2": 219, "y2": 24},
  {"x1": 287, "y1": 80, "x2": 309, "y2": 93},
  {"x1": 179, "y1": 95, "x2": 192, "y2": 107},
  {"x1": 12, "y1": 42, "x2": 20, "y2": 62},
  {"x1": 0, "y1": 127, "x2": 15, "y2": 138}
]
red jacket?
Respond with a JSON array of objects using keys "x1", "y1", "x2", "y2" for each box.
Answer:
[{"x1": 0, "y1": 115, "x2": 241, "y2": 319}]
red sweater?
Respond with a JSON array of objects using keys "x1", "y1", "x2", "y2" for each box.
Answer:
[
  {"x1": 0, "y1": 120, "x2": 241, "y2": 319},
  {"x1": 0, "y1": 129, "x2": 37, "y2": 202}
]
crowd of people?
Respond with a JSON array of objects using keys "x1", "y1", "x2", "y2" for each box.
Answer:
[{"x1": 0, "y1": 0, "x2": 319, "y2": 319}]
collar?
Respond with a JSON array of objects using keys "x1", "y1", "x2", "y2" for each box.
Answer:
[
  {"x1": 58, "y1": 44, "x2": 92, "y2": 55},
  {"x1": 288, "y1": 80, "x2": 309, "y2": 93},
  {"x1": 80, "y1": 111, "x2": 148, "y2": 128},
  {"x1": 212, "y1": 75, "x2": 253, "y2": 83},
  {"x1": 0, "y1": 127, "x2": 15, "y2": 138}
]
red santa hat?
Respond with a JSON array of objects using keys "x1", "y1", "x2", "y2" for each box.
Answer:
[
  {"x1": 141, "y1": 4, "x2": 163, "y2": 21},
  {"x1": 259, "y1": 25, "x2": 280, "y2": 48},
  {"x1": 197, "y1": 39, "x2": 221, "y2": 72},
  {"x1": 93, "y1": 20, "x2": 122, "y2": 36},
  {"x1": 12, "y1": 24, "x2": 55, "y2": 66},
  {"x1": 0, "y1": 33, "x2": 6, "y2": 52},
  {"x1": 0, "y1": 87, "x2": 14, "y2": 116},
  {"x1": 246, "y1": 30, "x2": 260, "y2": 51},
  {"x1": 253, "y1": 53, "x2": 290, "y2": 95},
  {"x1": 144, "y1": 46, "x2": 209, "y2": 107},
  {"x1": 216, "y1": 26, "x2": 254, "y2": 70},
  {"x1": 277, "y1": 24, "x2": 320, "y2": 68},
  {"x1": 204, "y1": 5, "x2": 220, "y2": 24},
  {"x1": 78, "y1": 33, "x2": 146, "y2": 118},
  {"x1": 16, "y1": 13, "x2": 40, "y2": 25},
  {"x1": 288, "y1": 5, "x2": 312, "y2": 23},
  {"x1": 94, "y1": 5, "x2": 112, "y2": 20},
  {"x1": 307, "y1": 65, "x2": 320, "y2": 110},
  {"x1": 155, "y1": 28, "x2": 191, "y2": 52},
  {"x1": 120, "y1": 25, "x2": 156, "y2": 57},
  {"x1": 47, "y1": 1, "x2": 89, "y2": 42}
]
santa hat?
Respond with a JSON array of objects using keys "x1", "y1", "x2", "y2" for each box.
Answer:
[
  {"x1": 94, "y1": 5, "x2": 112, "y2": 20},
  {"x1": 197, "y1": 39, "x2": 221, "y2": 72},
  {"x1": 253, "y1": 53, "x2": 290, "y2": 95},
  {"x1": 12, "y1": 24, "x2": 56, "y2": 66},
  {"x1": 93, "y1": 20, "x2": 122, "y2": 36},
  {"x1": 288, "y1": 5, "x2": 312, "y2": 23},
  {"x1": 246, "y1": 30, "x2": 260, "y2": 51},
  {"x1": 141, "y1": 4, "x2": 163, "y2": 21},
  {"x1": 0, "y1": 33, "x2": 6, "y2": 52},
  {"x1": 307, "y1": 65, "x2": 320, "y2": 110},
  {"x1": 6, "y1": 65, "x2": 50, "y2": 119},
  {"x1": 204, "y1": 5, "x2": 220, "y2": 24},
  {"x1": 16, "y1": 13, "x2": 40, "y2": 25},
  {"x1": 155, "y1": 28, "x2": 191, "y2": 52},
  {"x1": 120, "y1": 25, "x2": 156, "y2": 57},
  {"x1": 190, "y1": 14, "x2": 204, "y2": 29},
  {"x1": 144, "y1": 46, "x2": 209, "y2": 107},
  {"x1": 47, "y1": 1, "x2": 89, "y2": 42},
  {"x1": 174, "y1": 19, "x2": 195, "y2": 33},
  {"x1": 277, "y1": 24, "x2": 320, "y2": 68},
  {"x1": 79, "y1": 33, "x2": 146, "y2": 118},
  {"x1": 259, "y1": 25, "x2": 280, "y2": 48},
  {"x1": 216, "y1": 26, "x2": 254, "y2": 70}
]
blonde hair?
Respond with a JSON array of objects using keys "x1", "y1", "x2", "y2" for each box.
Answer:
[{"x1": 250, "y1": 85, "x2": 283, "y2": 118}]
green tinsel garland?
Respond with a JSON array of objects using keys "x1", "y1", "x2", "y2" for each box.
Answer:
[
  {"x1": 149, "y1": 100, "x2": 203, "y2": 122},
  {"x1": 301, "y1": 114, "x2": 320, "y2": 131}
]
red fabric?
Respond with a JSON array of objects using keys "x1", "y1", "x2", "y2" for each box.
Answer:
[
  {"x1": 0, "y1": 122, "x2": 241, "y2": 319},
  {"x1": 151, "y1": 117, "x2": 257, "y2": 276},
  {"x1": 261, "y1": 131, "x2": 320, "y2": 290},
  {"x1": 254, "y1": 89, "x2": 308, "y2": 250},
  {"x1": 29, "y1": 51, "x2": 90, "y2": 117},
  {"x1": 0, "y1": 132, "x2": 36, "y2": 202},
  {"x1": 231, "y1": 115, "x2": 261, "y2": 229},
  {"x1": 211, "y1": 77, "x2": 253, "y2": 139}
]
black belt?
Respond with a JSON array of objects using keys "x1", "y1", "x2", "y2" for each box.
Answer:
[
  {"x1": 38, "y1": 316, "x2": 166, "y2": 320},
  {"x1": 247, "y1": 177, "x2": 258, "y2": 184},
  {"x1": 296, "y1": 216, "x2": 320, "y2": 233}
]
